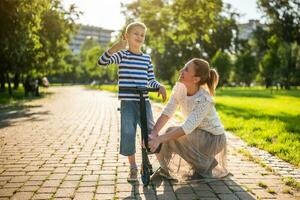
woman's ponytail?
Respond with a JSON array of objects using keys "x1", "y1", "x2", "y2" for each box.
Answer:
[{"x1": 206, "y1": 69, "x2": 219, "y2": 96}]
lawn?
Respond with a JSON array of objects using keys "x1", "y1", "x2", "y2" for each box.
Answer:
[
  {"x1": 216, "y1": 87, "x2": 300, "y2": 167},
  {"x1": 0, "y1": 85, "x2": 50, "y2": 106},
  {"x1": 91, "y1": 85, "x2": 300, "y2": 167}
]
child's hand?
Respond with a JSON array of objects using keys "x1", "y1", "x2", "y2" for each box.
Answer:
[
  {"x1": 149, "y1": 136, "x2": 161, "y2": 153},
  {"x1": 158, "y1": 85, "x2": 167, "y2": 102},
  {"x1": 116, "y1": 34, "x2": 127, "y2": 49},
  {"x1": 108, "y1": 34, "x2": 127, "y2": 54}
]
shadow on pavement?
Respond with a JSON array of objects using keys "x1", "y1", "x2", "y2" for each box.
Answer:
[
  {"x1": 0, "y1": 104, "x2": 49, "y2": 129},
  {"x1": 121, "y1": 173, "x2": 255, "y2": 199}
]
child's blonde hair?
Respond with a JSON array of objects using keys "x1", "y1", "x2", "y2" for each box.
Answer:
[{"x1": 125, "y1": 22, "x2": 147, "y2": 33}]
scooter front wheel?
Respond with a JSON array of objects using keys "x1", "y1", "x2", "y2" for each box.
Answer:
[{"x1": 141, "y1": 164, "x2": 150, "y2": 186}]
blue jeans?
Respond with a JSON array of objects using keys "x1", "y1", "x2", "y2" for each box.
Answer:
[{"x1": 120, "y1": 100, "x2": 155, "y2": 156}]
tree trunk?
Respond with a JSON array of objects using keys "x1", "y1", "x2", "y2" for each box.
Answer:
[
  {"x1": 6, "y1": 73, "x2": 12, "y2": 96},
  {"x1": 13, "y1": 72, "x2": 20, "y2": 90},
  {"x1": 0, "y1": 72, "x2": 5, "y2": 92}
]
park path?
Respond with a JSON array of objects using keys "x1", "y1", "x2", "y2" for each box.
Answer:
[{"x1": 0, "y1": 86, "x2": 299, "y2": 200}]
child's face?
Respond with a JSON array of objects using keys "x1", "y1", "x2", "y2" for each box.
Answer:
[
  {"x1": 125, "y1": 26, "x2": 146, "y2": 50},
  {"x1": 179, "y1": 61, "x2": 200, "y2": 87}
]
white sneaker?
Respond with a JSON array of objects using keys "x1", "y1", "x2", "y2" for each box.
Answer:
[{"x1": 127, "y1": 168, "x2": 138, "y2": 182}]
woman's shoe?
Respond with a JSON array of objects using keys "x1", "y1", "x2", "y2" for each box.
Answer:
[{"x1": 156, "y1": 167, "x2": 176, "y2": 180}]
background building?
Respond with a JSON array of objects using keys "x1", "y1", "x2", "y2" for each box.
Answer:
[
  {"x1": 238, "y1": 20, "x2": 265, "y2": 40},
  {"x1": 69, "y1": 24, "x2": 113, "y2": 54}
]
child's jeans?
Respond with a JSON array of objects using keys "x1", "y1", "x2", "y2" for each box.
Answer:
[{"x1": 120, "y1": 100, "x2": 155, "y2": 156}]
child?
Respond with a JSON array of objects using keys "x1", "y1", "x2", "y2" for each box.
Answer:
[
  {"x1": 149, "y1": 58, "x2": 228, "y2": 180},
  {"x1": 98, "y1": 22, "x2": 167, "y2": 182}
]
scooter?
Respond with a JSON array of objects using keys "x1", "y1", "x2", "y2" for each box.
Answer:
[{"x1": 119, "y1": 86, "x2": 162, "y2": 186}]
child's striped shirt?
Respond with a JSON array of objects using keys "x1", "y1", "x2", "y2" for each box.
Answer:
[{"x1": 98, "y1": 50, "x2": 161, "y2": 101}]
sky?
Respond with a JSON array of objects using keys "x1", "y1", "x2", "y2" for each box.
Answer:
[{"x1": 62, "y1": 0, "x2": 264, "y2": 32}]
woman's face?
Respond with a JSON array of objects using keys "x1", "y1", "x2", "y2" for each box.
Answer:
[{"x1": 179, "y1": 61, "x2": 199, "y2": 87}]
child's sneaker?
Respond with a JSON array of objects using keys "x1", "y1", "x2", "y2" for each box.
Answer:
[{"x1": 127, "y1": 168, "x2": 138, "y2": 182}]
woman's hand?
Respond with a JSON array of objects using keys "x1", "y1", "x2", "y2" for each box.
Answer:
[
  {"x1": 149, "y1": 131, "x2": 158, "y2": 139},
  {"x1": 149, "y1": 135, "x2": 161, "y2": 153}
]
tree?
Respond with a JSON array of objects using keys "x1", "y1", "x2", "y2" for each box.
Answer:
[
  {"x1": 0, "y1": 0, "x2": 80, "y2": 95},
  {"x1": 251, "y1": 26, "x2": 271, "y2": 60},
  {"x1": 202, "y1": 3, "x2": 239, "y2": 57},
  {"x1": 211, "y1": 50, "x2": 232, "y2": 86},
  {"x1": 258, "y1": 0, "x2": 300, "y2": 44},
  {"x1": 122, "y1": 0, "x2": 238, "y2": 84},
  {"x1": 234, "y1": 41, "x2": 257, "y2": 86},
  {"x1": 0, "y1": 0, "x2": 47, "y2": 95},
  {"x1": 79, "y1": 38, "x2": 118, "y2": 84},
  {"x1": 38, "y1": 0, "x2": 80, "y2": 77},
  {"x1": 259, "y1": 50, "x2": 280, "y2": 88},
  {"x1": 257, "y1": 0, "x2": 300, "y2": 88}
]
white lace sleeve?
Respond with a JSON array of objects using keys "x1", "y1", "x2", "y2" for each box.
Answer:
[
  {"x1": 162, "y1": 82, "x2": 186, "y2": 117},
  {"x1": 162, "y1": 95, "x2": 177, "y2": 117},
  {"x1": 181, "y1": 95, "x2": 213, "y2": 134}
]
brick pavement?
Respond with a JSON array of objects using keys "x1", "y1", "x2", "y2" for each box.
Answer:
[{"x1": 0, "y1": 86, "x2": 299, "y2": 200}]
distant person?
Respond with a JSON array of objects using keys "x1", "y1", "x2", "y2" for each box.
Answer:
[
  {"x1": 42, "y1": 77, "x2": 49, "y2": 87},
  {"x1": 149, "y1": 58, "x2": 228, "y2": 179},
  {"x1": 97, "y1": 22, "x2": 167, "y2": 182},
  {"x1": 24, "y1": 75, "x2": 39, "y2": 97}
]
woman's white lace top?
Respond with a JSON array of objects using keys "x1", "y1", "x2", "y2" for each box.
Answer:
[{"x1": 162, "y1": 82, "x2": 225, "y2": 135}]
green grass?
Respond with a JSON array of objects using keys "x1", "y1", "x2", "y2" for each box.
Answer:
[
  {"x1": 90, "y1": 85, "x2": 300, "y2": 167},
  {"x1": 0, "y1": 85, "x2": 50, "y2": 106},
  {"x1": 215, "y1": 87, "x2": 300, "y2": 167},
  {"x1": 258, "y1": 181, "x2": 268, "y2": 189},
  {"x1": 282, "y1": 177, "x2": 300, "y2": 191}
]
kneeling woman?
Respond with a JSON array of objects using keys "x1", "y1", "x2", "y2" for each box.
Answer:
[{"x1": 149, "y1": 58, "x2": 228, "y2": 179}]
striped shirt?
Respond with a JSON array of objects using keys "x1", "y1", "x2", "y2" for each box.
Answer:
[{"x1": 98, "y1": 50, "x2": 161, "y2": 101}]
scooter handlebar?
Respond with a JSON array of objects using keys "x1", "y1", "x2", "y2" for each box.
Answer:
[{"x1": 119, "y1": 86, "x2": 159, "y2": 93}]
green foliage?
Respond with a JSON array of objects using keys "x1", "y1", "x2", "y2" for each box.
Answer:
[
  {"x1": 122, "y1": 0, "x2": 239, "y2": 85},
  {"x1": 0, "y1": 0, "x2": 81, "y2": 94},
  {"x1": 211, "y1": 50, "x2": 232, "y2": 86},
  {"x1": 79, "y1": 38, "x2": 118, "y2": 84},
  {"x1": 38, "y1": 0, "x2": 80, "y2": 75},
  {"x1": 259, "y1": 51, "x2": 279, "y2": 86},
  {"x1": 256, "y1": 0, "x2": 300, "y2": 87},
  {"x1": 234, "y1": 48, "x2": 257, "y2": 86},
  {"x1": 259, "y1": 35, "x2": 300, "y2": 88},
  {"x1": 258, "y1": 0, "x2": 300, "y2": 44},
  {"x1": 282, "y1": 177, "x2": 300, "y2": 191}
]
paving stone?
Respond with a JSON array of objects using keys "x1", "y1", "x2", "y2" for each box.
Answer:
[
  {"x1": 31, "y1": 193, "x2": 53, "y2": 200},
  {"x1": 156, "y1": 191, "x2": 177, "y2": 200},
  {"x1": 73, "y1": 192, "x2": 94, "y2": 200},
  {"x1": 11, "y1": 192, "x2": 34, "y2": 200},
  {"x1": 76, "y1": 186, "x2": 96, "y2": 192},
  {"x1": 218, "y1": 193, "x2": 239, "y2": 200},
  {"x1": 94, "y1": 193, "x2": 115, "y2": 200},
  {"x1": 0, "y1": 188, "x2": 16, "y2": 197},
  {"x1": 18, "y1": 185, "x2": 39, "y2": 192},
  {"x1": 96, "y1": 185, "x2": 115, "y2": 194},
  {"x1": 54, "y1": 188, "x2": 75, "y2": 198},
  {"x1": 36, "y1": 187, "x2": 57, "y2": 194}
]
